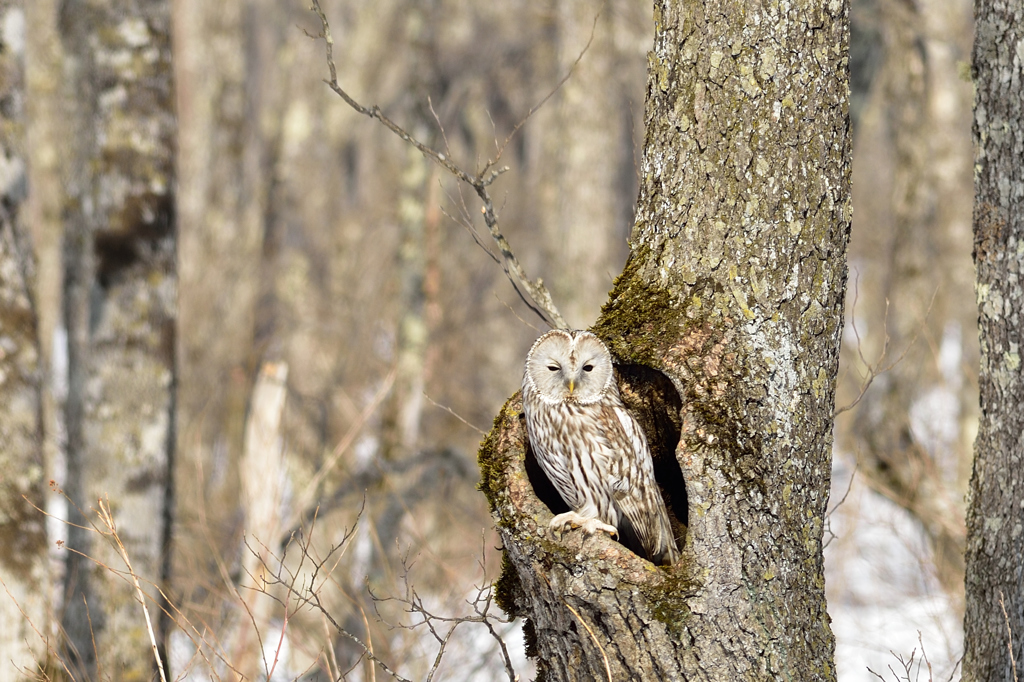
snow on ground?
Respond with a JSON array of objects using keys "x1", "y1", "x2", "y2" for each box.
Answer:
[{"x1": 826, "y1": 456, "x2": 962, "y2": 682}]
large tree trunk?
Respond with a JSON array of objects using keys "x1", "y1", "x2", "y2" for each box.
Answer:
[
  {"x1": 962, "y1": 0, "x2": 1024, "y2": 676},
  {"x1": 59, "y1": 0, "x2": 177, "y2": 677},
  {"x1": 479, "y1": 0, "x2": 851, "y2": 678}
]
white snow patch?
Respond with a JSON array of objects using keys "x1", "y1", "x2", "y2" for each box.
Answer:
[{"x1": 826, "y1": 454, "x2": 962, "y2": 682}]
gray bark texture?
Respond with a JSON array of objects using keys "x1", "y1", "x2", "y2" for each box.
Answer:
[
  {"x1": 59, "y1": 0, "x2": 176, "y2": 678},
  {"x1": 963, "y1": 0, "x2": 1024, "y2": 676},
  {"x1": 0, "y1": 1, "x2": 49, "y2": 670},
  {"x1": 479, "y1": 0, "x2": 851, "y2": 679}
]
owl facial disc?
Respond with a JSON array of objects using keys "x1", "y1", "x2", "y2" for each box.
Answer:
[{"x1": 524, "y1": 330, "x2": 614, "y2": 405}]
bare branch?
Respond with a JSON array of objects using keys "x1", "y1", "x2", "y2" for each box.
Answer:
[
  {"x1": 834, "y1": 275, "x2": 940, "y2": 418},
  {"x1": 95, "y1": 497, "x2": 169, "y2": 682},
  {"x1": 422, "y1": 392, "x2": 487, "y2": 436},
  {"x1": 304, "y1": 0, "x2": 569, "y2": 330},
  {"x1": 491, "y1": 13, "x2": 600, "y2": 166}
]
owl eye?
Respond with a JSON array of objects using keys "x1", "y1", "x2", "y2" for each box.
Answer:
[
  {"x1": 547, "y1": 365, "x2": 559, "y2": 372},
  {"x1": 582, "y1": 364, "x2": 594, "y2": 372}
]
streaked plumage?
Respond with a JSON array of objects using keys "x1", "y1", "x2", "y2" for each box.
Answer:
[{"x1": 522, "y1": 329, "x2": 680, "y2": 565}]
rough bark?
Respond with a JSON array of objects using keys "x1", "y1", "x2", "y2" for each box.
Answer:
[
  {"x1": 962, "y1": 0, "x2": 1024, "y2": 675},
  {"x1": 480, "y1": 0, "x2": 851, "y2": 678},
  {"x1": 58, "y1": 0, "x2": 176, "y2": 677},
  {"x1": 23, "y1": 0, "x2": 65, "y2": 560},
  {"x1": 0, "y1": 2, "x2": 49, "y2": 669}
]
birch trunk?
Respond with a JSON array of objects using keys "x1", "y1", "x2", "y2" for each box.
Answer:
[
  {"x1": 58, "y1": 0, "x2": 176, "y2": 677},
  {"x1": 231, "y1": 362, "x2": 289, "y2": 681},
  {"x1": 0, "y1": 3, "x2": 48, "y2": 667}
]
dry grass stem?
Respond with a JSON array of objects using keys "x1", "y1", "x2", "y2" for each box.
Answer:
[
  {"x1": 96, "y1": 497, "x2": 168, "y2": 682},
  {"x1": 563, "y1": 601, "x2": 612, "y2": 682}
]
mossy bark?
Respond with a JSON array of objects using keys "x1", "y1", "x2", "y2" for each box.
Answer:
[
  {"x1": 962, "y1": 0, "x2": 1024, "y2": 676},
  {"x1": 479, "y1": 0, "x2": 851, "y2": 677}
]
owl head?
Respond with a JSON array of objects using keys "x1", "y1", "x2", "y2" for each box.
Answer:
[{"x1": 524, "y1": 330, "x2": 615, "y2": 405}]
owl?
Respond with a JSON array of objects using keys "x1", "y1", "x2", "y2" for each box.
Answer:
[{"x1": 521, "y1": 329, "x2": 680, "y2": 565}]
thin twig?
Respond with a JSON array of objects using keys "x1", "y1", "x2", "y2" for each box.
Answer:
[
  {"x1": 494, "y1": 292, "x2": 543, "y2": 334},
  {"x1": 834, "y1": 275, "x2": 939, "y2": 417},
  {"x1": 0, "y1": 573, "x2": 77, "y2": 681},
  {"x1": 293, "y1": 367, "x2": 396, "y2": 524},
  {"x1": 422, "y1": 392, "x2": 487, "y2": 435},
  {"x1": 490, "y1": 12, "x2": 600, "y2": 165},
  {"x1": 823, "y1": 464, "x2": 858, "y2": 548},
  {"x1": 96, "y1": 497, "x2": 168, "y2": 682},
  {"x1": 564, "y1": 601, "x2": 613, "y2": 682},
  {"x1": 917, "y1": 632, "x2": 933, "y2": 682}
]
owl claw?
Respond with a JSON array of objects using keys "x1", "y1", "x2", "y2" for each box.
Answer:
[{"x1": 549, "y1": 512, "x2": 618, "y2": 541}]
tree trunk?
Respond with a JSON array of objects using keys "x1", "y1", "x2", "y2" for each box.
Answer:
[
  {"x1": 59, "y1": 0, "x2": 176, "y2": 677},
  {"x1": 171, "y1": 0, "x2": 267, "y2": 635},
  {"x1": 543, "y1": 0, "x2": 631, "y2": 330},
  {"x1": 479, "y1": 0, "x2": 851, "y2": 678},
  {"x1": 962, "y1": 0, "x2": 1024, "y2": 676},
  {"x1": 231, "y1": 362, "x2": 289, "y2": 682},
  {"x1": 0, "y1": 2, "x2": 49, "y2": 667}
]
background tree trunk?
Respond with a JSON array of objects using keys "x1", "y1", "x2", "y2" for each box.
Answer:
[
  {"x1": 480, "y1": 0, "x2": 851, "y2": 678},
  {"x1": 962, "y1": 0, "x2": 1024, "y2": 676},
  {"x1": 172, "y1": 0, "x2": 267, "y2": 623},
  {"x1": 837, "y1": 0, "x2": 975, "y2": 611},
  {"x1": 58, "y1": 0, "x2": 176, "y2": 677},
  {"x1": 0, "y1": 1, "x2": 50, "y2": 669},
  {"x1": 539, "y1": 0, "x2": 633, "y2": 330}
]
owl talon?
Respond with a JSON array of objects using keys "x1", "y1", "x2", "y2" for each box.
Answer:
[{"x1": 549, "y1": 512, "x2": 618, "y2": 541}]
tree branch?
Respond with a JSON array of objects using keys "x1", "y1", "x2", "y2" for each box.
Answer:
[{"x1": 304, "y1": 0, "x2": 569, "y2": 330}]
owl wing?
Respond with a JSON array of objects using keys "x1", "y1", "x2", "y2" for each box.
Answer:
[{"x1": 597, "y1": 403, "x2": 679, "y2": 565}]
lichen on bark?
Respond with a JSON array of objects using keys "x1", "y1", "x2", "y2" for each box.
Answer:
[{"x1": 962, "y1": 0, "x2": 1024, "y2": 674}]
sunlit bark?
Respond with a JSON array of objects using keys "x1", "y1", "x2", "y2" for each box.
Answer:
[
  {"x1": 481, "y1": 0, "x2": 851, "y2": 676},
  {"x1": 963, "y1": 0, "x2": 1024, "y2": 675},
  {"x1": 0, "y1": 2, "x2": 48, "y2": 668}
]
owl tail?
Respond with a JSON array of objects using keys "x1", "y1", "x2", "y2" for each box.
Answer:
[
  {"x1": 612, "y1": 482, "x2": 680, "y2": 566},
  {"x1": 614, "y1": 513, "x2": 649, "y2": 561}
]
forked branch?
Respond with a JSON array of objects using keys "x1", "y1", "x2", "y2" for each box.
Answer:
[{"x1": 305, "y1": 0, "x2": 569, "y2": 330}]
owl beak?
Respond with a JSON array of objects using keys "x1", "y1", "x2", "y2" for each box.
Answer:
[{"x1": 567, "y1": 378, "x2": 575, "y2": 395}]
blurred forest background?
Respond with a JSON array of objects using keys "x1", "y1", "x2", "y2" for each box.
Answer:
[{"x1": 0, "y1": 0, "x2": 974, "y2": 680}]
